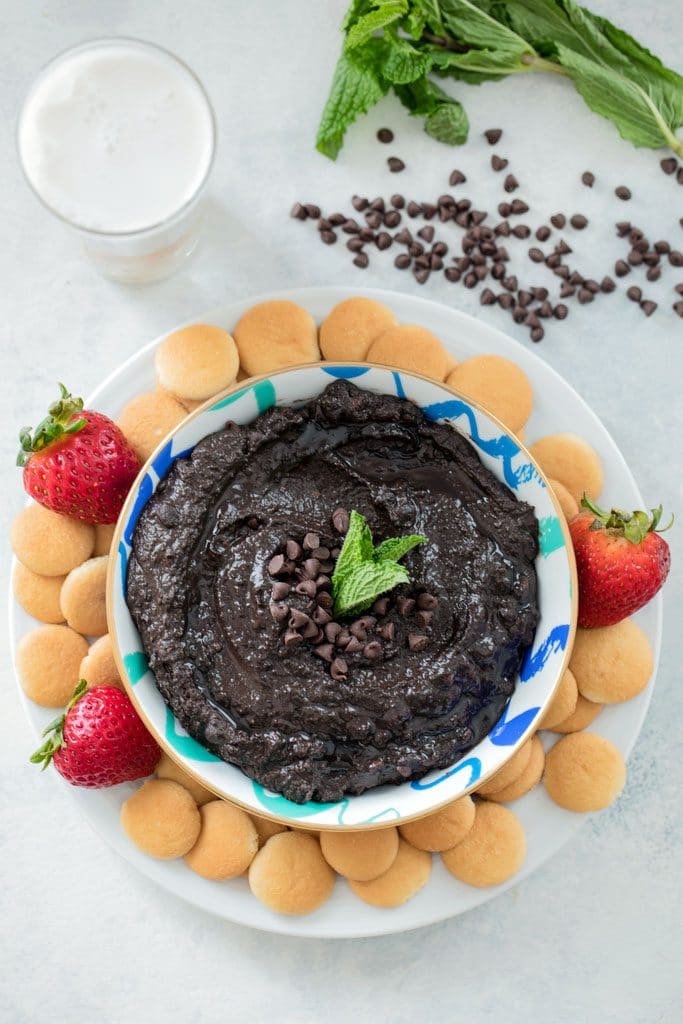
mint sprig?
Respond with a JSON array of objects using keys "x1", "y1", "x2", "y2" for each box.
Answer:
[
  {"x1": 331, "y1": 510, "x2": 427, "y2": 616},
  {"x1": 316, "y1": 0, "x2": 683, "y2": 159}
]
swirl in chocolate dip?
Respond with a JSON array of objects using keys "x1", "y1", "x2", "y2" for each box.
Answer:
[{"x1": 126, "y1": 380, "x2": 539, "y2": 803}]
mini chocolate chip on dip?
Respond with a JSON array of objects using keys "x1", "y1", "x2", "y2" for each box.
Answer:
[{"x1": 127, "y1": 381, "x2": 539, "y2": 804}]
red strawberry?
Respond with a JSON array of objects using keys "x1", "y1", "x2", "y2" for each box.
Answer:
[
  {"x1": 17, "y1": 383, "x2": 140, "y2": 524},
  {"x1": 30, "y1": 681, "x2": 160, "y2": 787},
  {"x1": 570, "y1": 497, "x2": 672, "y2": 628}
]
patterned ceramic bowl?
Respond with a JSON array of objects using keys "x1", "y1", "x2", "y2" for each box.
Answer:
[{"x1": 108, "y1": 364, "x2": 577, "y2": 830}]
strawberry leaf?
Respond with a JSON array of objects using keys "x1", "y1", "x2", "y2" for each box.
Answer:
[{"x1": 29, "y1": 679, "x2": 87, "y2": 770}]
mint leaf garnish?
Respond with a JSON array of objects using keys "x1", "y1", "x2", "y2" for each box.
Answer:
[
  {"x1": 373, "y1": 534, "x2": 428, "y2": 563},
  {"x1": 331, "y1": 510, "x2": 428, "y2": 616}
]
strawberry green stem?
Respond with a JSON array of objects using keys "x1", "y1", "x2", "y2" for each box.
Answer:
[
  {"x1": 30, "y1": 679, "x2": 87, "y2": 770},
  {"x1": 17, "y1": 383, "x2": 86, "y2": 467}
]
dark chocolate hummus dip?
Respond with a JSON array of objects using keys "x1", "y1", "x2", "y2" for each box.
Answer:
[{"x1": 127, "y1": 380, "x2": 539, "y2": 803}]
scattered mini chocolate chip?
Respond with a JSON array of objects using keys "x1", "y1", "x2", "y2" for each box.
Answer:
[
  {"x1": 463, "y1": 271, "x2": 477, "y2": 288},
  {"x1": 415, "y1": 610, "x2": 434, "y2": 629},
  {"x1": 670, "y1": 250, "x2": 683, "y2": 267},
  {"x1": 365, "y1": 211, "x2": 382, "y2": 230},
  {"x1": 584, "y1": 279, "x2": 600, "y2": 294},
  {"x1": 388, "y1": 156, "x2": 405, "y2": 173},
  {"x1": 615, "y1": 186, "x2": 631, "y2": 200},
  {"x1": 570, "y1": 214, "x2": 588, "y2": 229},
  {"x1": 550, "y1": 213, "x2": 566, "y2": 229},
  {"x1": 480, "y1": 288, "x2": 496, "y2": 305},
  {"x1": 504, "y1": 174, "x2": 519, "y2": 193},
  {"x1": 510, "y1": 199, "x2": 529, "y2": 215},
  {"x1": 414, "y1": 266, "x2": 430, "y2": 284},
  {"x1": 268, "y1": 554, "x2": 287, "y2": 576},
  {"x1": 406, "y1": 201, "x2": 421, "y2": 217},
  {"x1": 329, "y1": 212, "x2": 345, "y2": 226},
  {"x1": 491, "y1": 154, "x2": 508, "y2": 171},
  {"x1": 353, "y1": 253, "x2": 369, "y2": 269},
  {"x1": 364, "y1": 641, "x2": 383, "y2": 661},
  {"x1": 512, "y1": 224, "x2": 531, "y2": 239},
  {"x1": 654, "y1": 240, "x2": 670, "y2": 254},
  {"x1": 384, "y1": 210, "x2": 401, "y2": 228},
  {"x1": 285, "y1": 540, "x2": 302, "y2": 561},
  {"x1": 283, "y1": 630, "x2": 303, "y2": 647},
  {"x1": 600, "y1": 276, "x2": 616, "y2": 293},
  {"x1": 537, "y1": 301, "x2": 554, "y2": 318},
  {"x1": 290, "y1": 202, "x2": 307, "y2": 220},
  {"x1": 615, "y1": 221, "x2": 631, "y2": 237},
  {"x1": 581, "y1": 171, "x2": 595, "y2": 187},
  {"x1": 495, "y1": 220, "x2": 510, "y2": 236},
  {"x1": 313, "y1": 643, "x2": 334, "y2": 662},
  {"x1": 397, "y1": 596, "x2": 416, "y2": 617},
  {"x1": 394, "y1": 253, "x2": 410, "y2": 270},
  {"x1": 352, "y1": 196, "x2": 368, "y2": 212},
  {"x1": 530, "y1": 326, "x2": 545, "y2": 342},
  {"x1": 269, "y1": 601, "x2": 289, "y2": 623},
  {"x1": 536, "y1": 225, "x2": 551, "y2": 241},
  {"x1": 676, "y1": 284, "x2": 683, "y2": 295},
  {"x1": 546, "y1": 252, "x2": 561, "y2": 269},
  {"x1": 484, "y1": 129, "x2": 502, "y2": 144},
  {"x1": 678, "y1": 167, "x2": 683, "y2": 185},
  {"x1": 559, "y1": 283, "x2": 575, "y2": 298},
  {"x1": 503, "y1": 275, "x2": 518, "y2": 291},
  {"x1": 646, "y1": 266, "x2": 661, "y2": 282},
  {"x1": 330, "y1": 657, "x2": 348, "y2": 680},
  {"x1": 528, "y1": 247, "x2": 544, "y2": 263},
  {"x1": 518, "y1": 289, "x2": 533, "y2": 307},
  {"x1": 433, "y1": 241, "x2": 448, "y2": 257},
  {"x1": 554, "y1": 265, "x2": 570, "y2": 280},
  {"x1": 417, "y1": 593, "x2": 437, "y2": 610},
  {"x1": 449, "y1": 169, "x2": 466, "y2": 185},
  {"x1": 271, "y1": 581, "x2": 291, "y2": 601},
  {"x1": 346, "y1": 238, "x2": 364, "y2": 253},
  {"x1": 554, "y1": 304, "x2": 568, "y2": 320},
  {"x1": 304, "y1": 204, "x2": 320, "y2": 219},
  {"x1": 661, "y1": 157, "x2": 678, "y2": 175},
  {"x1": 358, "y1": 227, "x2": 374, "y2": 242},
  {"x1": 324, "y1": 621, "x2": 341, "y2": 643},
  {"x1": 627, "y1": 285, "x2": 642, "y2": 302},
  {"x1": 512, "y1": 305, "x2": 526, "y2": 324},
  {"x1": 336, "y1": 629, "x2": 350, "y2": 648},
  {"x1": 418, "y1": 225, "x2": 435, "y2": 243},
  {"x1": 345, "y1": 636, "x2": 364, "y2": 654},
  {"x1": 615, "y1": 260, "x2": 630, "y2": 277},
  {"x1": 568, "y1": 271, "x2": 584, "y2": 286},
  {"x1": 640, "y1": 299, "x2": 657, "y2": 317},
  {"x1": 674, "y1": 301, "x2": 683, "y2": 317},
  {"x1": 532, "y1": 286, "x2": 549, "y2": 301},
  {"x1": 422, "y1": 202, "x2": 436, "y2": 219},
  {"x1": 555, "y1": 239, "x2": 572, "y2": 255},
  {"x1": 379, "y1": 622, "x2": 396, "y2": 642},
  {"x1": 391, "y1": 193, "x2": 405, "y2": 209},
  {"x1": 377, "y1": 128, "x2": 394, "y2": 143},
  {"x1": 296, "y1": 579, "x2": 317, "y2": 599},
  {"x1": 444, "y1": 267, "x2": 460, "y2": 283},
  {"x1": 498, "y1": 292, "x2": 514, "y2": 309},
  {"x1": 302, "y1": 532, "x2": 319, "y2": 551},
  {"x1": 408, "y1": 633, "x2": 428, "y2": 652},
  {"x1": 375, "y1": 232, "x2": 392, "y2": 250},
  {"x1": 318, "y1": 592, "x2": 334, "y2": 611}
]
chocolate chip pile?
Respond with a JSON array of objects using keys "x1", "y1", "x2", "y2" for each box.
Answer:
[
  {"x1": 267, "y1": 508, "x2": 437, "y2": 678},
  {"x1": 291, "y1": 129, "x2": 683, "y2": 337}
]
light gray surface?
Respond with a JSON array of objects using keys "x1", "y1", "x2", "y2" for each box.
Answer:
[{"x1": 1, "y1": 2, "x2": 682, "y2": 1022}]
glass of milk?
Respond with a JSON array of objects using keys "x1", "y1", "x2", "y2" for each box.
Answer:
[{"x1": 17, "y1": 38, "x2": 216, "y2": 284}]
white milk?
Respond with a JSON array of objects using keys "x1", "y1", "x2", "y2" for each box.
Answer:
[{"x1": 18, "y1": 39, "x2": 215, "y2": 281}]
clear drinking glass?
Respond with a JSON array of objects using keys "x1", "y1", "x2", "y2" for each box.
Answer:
[{"x1": 17, "y1": 38, "x2": 216, "y2": 284}]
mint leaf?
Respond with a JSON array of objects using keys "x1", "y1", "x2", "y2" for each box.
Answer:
[
  {"x1": 334, "y1": 560, "x2": 410, "y2": 617},
  {"x1": 555, "y1": 43, "x2": 683, "y2": 151},
  {"x1": 316, "y1": 46, "x2": 389, "y2": 159},
  {"x1": 394, "y1": 78, "x2": 469, "y2": 143},
  {"x1": 374, "y1": 534, "x2": 428, "y2": 563},
  {"x1": 331, "y1": 510, "x2": 429, "y2": 615},
  {"x1": 332, "y1": 510, "x2": 374, "y2": 593},
  {"x1": 344, "y1": 0, "x2": 409, "y2": 52},
  {"x1": 382, "y1": 33, "x2": 432, "y2": 84}
]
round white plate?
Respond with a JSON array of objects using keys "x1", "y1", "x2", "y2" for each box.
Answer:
[{"x1": 10, "y1": 285, "x2": 661, "y2": 939}]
